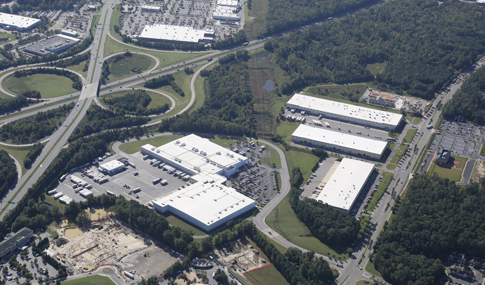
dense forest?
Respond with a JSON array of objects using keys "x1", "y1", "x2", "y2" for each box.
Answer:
[
  {"x1": 20, "y1": 90, "x2": 41, "y2": 99},
  {"x1": 69, "y1": 105, "x2": 149, "y2": 142},
  {"x1": 14, "y1": 67, "x2": 82, "y2": 91},
  {"x1": 0, "y1": 149, "x2": 17, "y2": 199},
  {"x1": 443, "y1": 65, "x2": 485, "y2": 124},
  {"x1": 0, "y1": 103, "x2": 73, "y2": 144},
  {"x1": 102, "y1": 90, "x2": 169, "y2": 116},
  {"x1": 263, "y1": 0, "x2": 376, "y2": 36},
  {"x1": 0, "y1": 95, "x2": 35, "y2": 114},
  {"x1": 373, "y1": 175, "x2": 485, "y2": 284},
  {"x1": 159, "y1": 55, "x2": 256, "y2": 136},
  {"x1": 23, "y1": 143, "x2": 44, "y2": 169},
  {"x1": 144, "y1": 74, "x2": 185, "y2": 97},
  {"x1": 263, "y1": 0, "x2": 485, "y2": 99},
  {"x1": 15, "y1": 0, "x2": 76, "y2": 11}
]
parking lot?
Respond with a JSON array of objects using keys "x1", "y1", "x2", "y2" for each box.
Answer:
[{"x1": 430, "y1": 120, "x2": 481, "y2": 157}]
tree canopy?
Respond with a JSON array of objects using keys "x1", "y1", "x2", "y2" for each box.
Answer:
[
  {"x1": 0, "y1": 149, "x2": 17, "y2": 199},
  {"x1": 102, "y1": 90, "x2": 169, "y2": 116}
]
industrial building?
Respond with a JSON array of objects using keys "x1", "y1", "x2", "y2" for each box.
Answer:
[
  {"x1": 315, "y1": 159, "x2": 374, "y2": 213},
  {"x1": 137, "y1": 24, "x2": 215, "y2": 43},
  {"x1": 286, "y1": 94, "x2": 403, "y2": 130},
  {"x1": 141, "y1": 5, "x2": 161, "y2": 12},
  {"x1": 0, "y1": 227, "x2": 33, "y2": 258},
  {"x1": 61, "y1": 29, "x2": 79, "y2": 37},
  {"x1": 99, "y1": 160, "x2": 126, "y2": 175},
  {"x1": 0, "y1": 13, "x2": 41, "y2": 31},
  {"x1": 212, "y1": 6, "x2": 239, "y2": 21},
  {"x1": 144, "y1": 134, "x2": 254, "y2": 231},
  {"x1": 141, "y1": 134, "x2": 248, "y2": 177},
  {"x1": 217, "y1": 0, "x2": 239, "y2": 7},
  {"x1": 153, "y1": 182, "x2": 255, "y2": 232},
  {"x1": 291, "y1": 125, "x2": 387, "y2": 160},
  {"x1": 24, "y1": 35, "x2": 80, "y2": 56}
]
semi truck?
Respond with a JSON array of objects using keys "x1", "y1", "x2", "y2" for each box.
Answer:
[{"x1": 152, "y1": 178, "x2": 161, "y2": 184}]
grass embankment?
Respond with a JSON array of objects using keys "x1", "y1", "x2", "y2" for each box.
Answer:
[
  {"x1": 164, "y1": 214, "x2": 206, "y2": 236},
  {"x1": 0, "y1": 145, "x2": 31, "y2": 175},
  {"x1": 412, "y1": 117, "x2": 422, "y2": 125},
  {"x1": 365, "y1": 261, "x2": 383, "y2": 278},
  {"x1": 99, "y1": 90, "x2": 172, "y2": 110},
  {"x1": 428, "y1": 155, "x2": 468, "y2": 182},
  {"x1": 243, "y1": 0, "x2": 269, "y2": 39},
  {"x1": 208, "y1": 137, "x2": 238, "y2": 148},
  {"x1": 245, "y1": 265, "x2": 290, "y2": 285},
  {"x1": 259, "y1": 142, "x2": 281, "y2": 169},
  {"x1": 108, "y1": 53, "x2": 156, "y2": 82},
  {"x1": 118, "y1": 135, "x2": 185, "y2": 154},
  {"x1": 356, "y1": 280, "x2": 377, "y2": 285},
  {"x1": 386, "y1": 144, "x2": 408, "y2": 170},
  {"x1": 61, "y1": 275, "x2": 115, "y2": 285},
  {"x1": 4, "y1": 74, "x2": 78, "y2": 98},
  {"x1": 109, "y1": 4, "x2": 123, "y2": 40},
  {"x1": 365, "y1": 172, "x2": 394, "y2": 212},
  {"x1": 403, "y1": 129, "x2": 417, "y2": 143},
  {"x1": 65, "y1": 60, "x2": 88, "y2": 78}
]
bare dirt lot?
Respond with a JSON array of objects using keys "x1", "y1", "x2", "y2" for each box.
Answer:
[
  {"x1": 472, "y1": 161, "x2": 485, "y2": 183},
  {"x1": 207, "y1": 237, "x2": 268, "y2": 273},
  {"x1": 49, "y1": 220, "x2": 179, "y2": 277}
]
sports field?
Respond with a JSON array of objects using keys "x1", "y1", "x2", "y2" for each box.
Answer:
[{"x1": 4, "y1": 74, "x2": 78, "y2": 98}]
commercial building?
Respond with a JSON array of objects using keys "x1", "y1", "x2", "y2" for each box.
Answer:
[
  {"x1": 144, "y1": 134, "x2": 254, "y2": 231},
  {"x1": 217, "y1": 0, "x2": 239, "y2": 7},
  {"x1": 286, "y1": 94, "x2": 403, "y2": 130},
  {"x1": 212, "y1": 6, "x2": 239, "y2": 21},
  {"x1": 153, "y1": 182, "x2": 255, "y2": 232},
  {"x1": 99, "y1": 160, "x2": 126, "y2": 175},
  {"x1": 24, "y1": 35, "x2": 80, "y2": 56},
  {"x1": 315, "y1": 159, "x2": 374, "y2": 213},
  {"x1": 0, "y1": 13, "x2": 41, "y2": 31},
  {"x1": 141, "y1": 5, "x2": 161, "y2": 12},
  {"x1": 137, "y1": 24, "x2": 215, "y2": 43},
  {"x1": 436, "y1": 147, "x2": 451, "y2": 166},
  {"x1": 61, "y1": 29, "x2": 79, "y2": 37},
  {"x1": 0, "y1": 227, "x2": 33, "y2": 258},
  {"x1": 291, "y1": 125, "x2": 387, "y2": 160}
]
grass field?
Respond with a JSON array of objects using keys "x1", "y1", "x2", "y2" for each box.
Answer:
[
  {"x1": 389, "y1": 144, "x2": 409, "y2": 165},
  {"x1": 285, "y1": 149, "x2": 319, "y2": 180},
  {"x1": 4, "y1": 74, "x2": 78, "y2": 98},
  {"x1": 266, "y1": 196, "x2": 349, "y2": 260},
  {"x1": 243, "y1": 0, "x2": 269, "y2": 40},
  {"x1": 0, "y1": 32, "x2": 16, "y2": 44},
  {"x1": 208, "y1": 137, "x2": 238, "y2": 148},
  {"x1": 366, "y1": 62, "x2": 387, "y2": 75},
  {"x1": 245, "y1": 265, "x2": 289, "y2": 285},
  {"x1": 429, "y1": 155, "x2": 468, "y2": 182},
  {"x1": 108, "y1": 53, "x2": 155, "y2": 81},
  {"x1": 276, "y1": 121, "x2": 299, "y2": 142},
  {"x1": 118, "y1": 135, "x2": 185, "y2": 154},
  {"x1": 109, "y1": 4, "x2": 123, "y2": 40},
  {"x1": 103, "y1": 36, "x2": 207, "y2": 69},
  {"x1": 61, "y1": 275, "x2": 115, "y2": 285},
  {"x1": 65, "y1": 61, "x2": 88, "y2": 78},
  {"x1": 304, "y1": 83, "x2": 369, "y2": 104},
  {"x1": 365, "y1": 172, "x2": 393, "y2": 212},
  {"x1": 412, "y1": 117, "x2": 422, "y2": 125},
  {"x1": 259, "y1": 142, "x2": 281, "y2": 169},
  {"x1": 164, "y1": 213, "x2": 206, "y2": 236},
  {"x1": 0, "y1": 145, "x2": 32, "y2": 175},
  {"x1": 403, "y1": 129, "x2": 417, "y2": 143},
  {"x1": 365, "y1": 261, "x2": 382, "y2": 278},
  {"x1": 100, "y1": 89, "x2": 172, "y2": 110}
]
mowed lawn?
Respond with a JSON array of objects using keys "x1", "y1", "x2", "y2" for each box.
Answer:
[
  {"x1": 245, "y1": 265, "x2": 289, "y2": 285},
  {"x1": 4, "y1": 74, "x2": 78, "y2": 98},
  {"x1": 387, "y1": 144, "x2": 409, "y2": 169},
  {"x1": 108, "y1": 54, "x2": 155, "y2": 81},
  {"x1": 429, "y1": 155, "x2": 468, "y2": 182},
  {"x1": 266, "y1": 196, "x2": 349, "y2": 260},
  {"x1": 403, "y1": 129, "x2": 417, "y2": 143},
  {"x1": 61, "y1": 275, "x2": 115, "y2": 285},
  {"x1": 259, "y1": 142, "x2": 281, "y2": 169},
  {"x1": 164, "y1": 214, "x2": 206, "y2": 236},
  {"x1": 118, "y1": 135, "x2": 185, "y2": 154}
]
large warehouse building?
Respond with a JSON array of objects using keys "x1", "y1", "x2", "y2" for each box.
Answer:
[
  {"x1": 137, "y1": 24, "x2": 215, "y2": 43},
  {"x1": 286, "y1": 94, "x2": 403, "y2": 130},
  {"x1": 291, "y1": 125, "x2": 387, "y2": 160},
  {"x1": 144, "y1": 134, "x2": 254, "y2": 231},
  {"x1": 0, "y1": 13, "x2": 41, "y2": 31},
  {"x1": 212, "y1": 6, "x2": 239, "y2": 21},
  {"x1": 24, "y1": 35, "x2": 80, "y2": 56},
  {"x1": 315, "y1": 159, "x2": 374, "y2": 213}
]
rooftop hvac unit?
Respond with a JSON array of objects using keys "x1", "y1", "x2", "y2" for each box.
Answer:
[
  {"x1": 182, "y1": 143, "x2": 186, "y2": 146},
  {"x1": 156, "y1": 150, "x2": 160, "y2": 153},
  {"x1": 151, "y1": 147, "x2": 155, "y2": 151},
  {"x1": 176, "y1": 140, "x2": 180, "y2": 144}
]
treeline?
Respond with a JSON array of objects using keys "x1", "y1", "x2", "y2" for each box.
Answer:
[
  {"x1": 47, "y1": 51, "x2": 90, "y2": 73},
  {"x1": 0, "y1": 103, "x2": 73, "y2": 144},
  {"x1": 288, "y1": 167, "x2": 361, "y2": 249},
  {"x1": 263, "y1": 0, "x2": 485, "y2": 99},
  {"x1": 0, "y1": 149, "x2": 17, "y2": 200},
  {"x1": 20, "y1": 90, "x2": 41, "y2": 99},
  {"x1": 372, "y1": 175, "x2": 485, "y2": 284},
  {"x1": 443, "y1": 65, "x2": 485, "y2": 124},
  {"x1": 0, "y1": 95, "x2": 36, "y2": 114},
  {"x1": 144, "y1": 74, "x2": 185, "y2": 97},
  {"x1": 102, "y1": 90, "x2": 169, "y2": 116},
  {"x1": 211, "y1": 30, "x2": 247, "y2": 49},
  {"x1": 68, "y1": 105, "x2": 149, "y2": 142},
  {"x1": 14, "y1": 67, "x2": 82, "y2": 91},
  {"x1": 121, "y1": 37, "x2": 207, "y2": 52},
  {"x1": 24, "y1": 143, "x2": 44, "y2": 169},
  {"x1": 16, "y1": 0, "x2": 75, "y2": 11},
  {"x1": 159, "y1": 59, "x2": 256, "y2": 137},
  {"x1": 18, "y1": 34, "x2": 41, "y2": 46}
]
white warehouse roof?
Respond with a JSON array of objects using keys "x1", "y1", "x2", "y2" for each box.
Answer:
[
  {"x1": 316, "y1": 158, "x2": 374, "y2": 211},
  {"x1": 217, "y1": 0, "x2": 239, "y2": 6},
  {"x1": 292, "y1": 124, "x2": 387, "y2": 157},
  {"x1": 287, "y1": 94, "x2": 403, "y2": 129},
  {"x1": 153, "y1": 182, "x2": 255, "y2": 231},
  {"x1": 141, "y1": 134, "x2": 247, "y2": 176},
  {"x1": 138, "y1": 24, "x2": 214, "y2": 43},
  {"x1": 0, "y1": 13, "x2": 41, "y2": 29},
  {"x1": 141, "y1": 5, "x2": 161, "y2": 11},
  {"x1": 99, "y1": 160, "x2": 125, "y2": 171}
]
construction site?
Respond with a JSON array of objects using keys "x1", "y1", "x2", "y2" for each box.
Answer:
[
  {"x1": 208, "y1": 238, "x2": 269, "y2": 274},
  {"x1": 49, "y1": 220, "x2": 177, "y2": 277}
]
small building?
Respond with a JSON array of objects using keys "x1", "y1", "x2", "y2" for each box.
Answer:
[
  {"x1": 141, "y1": 5, "x2": 161, "y2": 12},
  {"x1": 61, "y1": 29, "x2": 78, "y2": 37},
  {"x1": 212, "y1": 6, "x2": 239, "y2": 21},
  {"x1": 0, "y1": 228, "x2": 33, "y2": 258},
  {"x1": 86, "y1": 4, "x2": 97, "y2": 11},
  {"x1": 24, "y1": 35, "x2": 80, "y2": 56},
  {"x1": 450, "y1": 265, "x2": 468, "y2": 279},
  {"x1": 99, "y1": 160, "x2": 126, "y2": 175},
  {"x1": 436, "y1": 147, "x2": 451, "y2": 166}
]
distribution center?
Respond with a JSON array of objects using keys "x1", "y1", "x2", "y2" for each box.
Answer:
[
  {"x1": 137, "y1": 24, "x2": 215, "y2": 43},
  {"x1": 291, "y1": 124, "x2": 387, "y2": 160},
  {"x1": 286, "y1": 94, "x2": 403, "y2": 130},
  {"x1": 315, "y1": 158, "x2": 374, "y2": 213}
]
